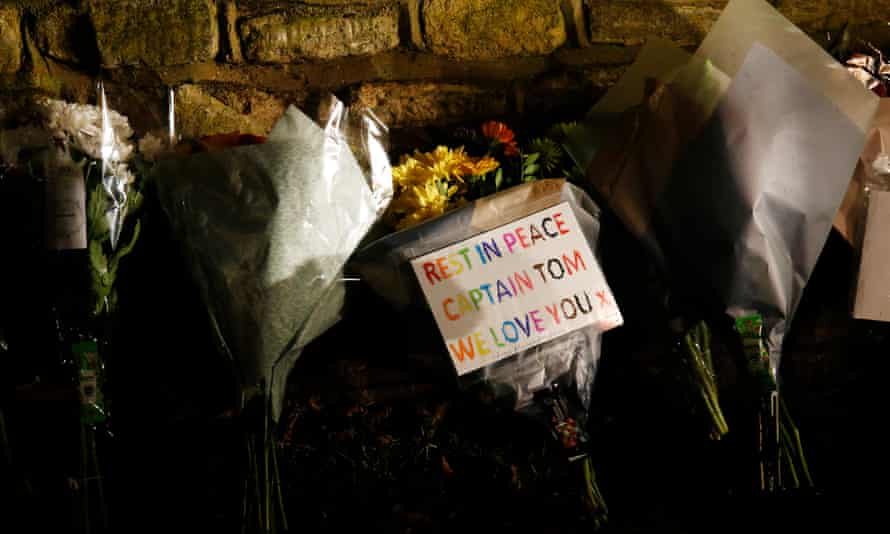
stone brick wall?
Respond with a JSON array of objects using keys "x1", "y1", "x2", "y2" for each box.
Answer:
[{"x1": 0, "y1": 0, "x2": 887, "y2": 138}]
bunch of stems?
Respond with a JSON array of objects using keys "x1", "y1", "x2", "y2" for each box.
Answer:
[
  {"x1": 736, "y1": 314, "x2": 813, "y2": 492},
  {"x1": 681, "y1": 321, "x2": 729, "y2": 440},
  {"x1": 242, "y1": 388, "x2": 288, "y2": 534},
  {"x1": 581, "y1": 456, "x2": 608, "y2": 529}
]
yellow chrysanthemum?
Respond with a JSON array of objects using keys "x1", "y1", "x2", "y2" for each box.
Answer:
[
  {"x1": 415, "y1": 146, "x2": 469, "y2": 181},
  {"x1": 459, "y1": 156, "x2": 499, "y2": 177},
  {"x1": 386, "y1": 180, "x2": 449, "y2": 229},
  {"x1": 385, "y1": 145, "x2": 500, "y2": 230},
  {"x1": 392, "y1": 155, "x2": 432, "y2": 189}
]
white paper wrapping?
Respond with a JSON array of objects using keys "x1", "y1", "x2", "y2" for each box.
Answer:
[{"x1": 156, "y1": 101, "x2": 392, "y2": 420}]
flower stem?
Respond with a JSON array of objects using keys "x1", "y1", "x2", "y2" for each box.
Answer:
[
  {"x1": 271, "y1": 439, "x2": 288, "y2": 532},
  {"x1": 264, "y1": 395, "x2": 271, "y2": 533},
  {"x1": 582, "y1": 457, "x2": 608, "y2": 529},
  {"x1": 779, "y1": 397, "x2": 814, "y2": 488},
  {"x1": 683, "y1": 322, "x2": 729, "y2": 439}
]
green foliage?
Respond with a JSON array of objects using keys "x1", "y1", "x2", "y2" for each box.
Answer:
[
  {"x1": 523, "y1": 125, "x2": 587, "y2": 184},
  {"x1": 90, "y1": 218, "x2": 141, "y2": 316},
  {"x1": 521, "y1": 152, "x2": 540, "y2": 183},
  {"x1": 82, "y1": 152, "x2": 144, "y2": 317},
  {"x1": 681, "y1": 321, "x2": 728, "y2": 441},
  {"x1": 526, "y1": 137, "x2": 562, "y2": 174},
  {"x1": 87, "y1": 183, "x2": 110, "y2": 242}
]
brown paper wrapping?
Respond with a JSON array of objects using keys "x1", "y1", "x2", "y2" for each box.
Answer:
[
  {"x1": 854, "y1": 190, "x2": 890, "y2": 321},
  {"x1": 469, "y1": 178, "x2": 566, "y2": 232},
  {"x1": 834, "y1": 100, "x2": 890, "y2": 246},
  {"x1": 585, "y1": 77, "x2": 714, "y2": 266}
]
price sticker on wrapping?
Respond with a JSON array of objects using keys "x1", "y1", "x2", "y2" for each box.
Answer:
[{"x1": 411, "y1": 202, "x2": 623, "y2": 376}]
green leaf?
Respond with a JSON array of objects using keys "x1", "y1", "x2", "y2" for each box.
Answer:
[
  {"x1": 89, "y1": 240, "x2": 108, "y2": 275},
  {"x1": 524, "y1": 164, "x2": 539, "y2": 176},
  {"x1": 524, "y1": 153, "x2": 540, "y2": 165},
  {"x1": 494, "y1": 168, "x2": 504, "y2": 190},
  {"x1": 87, "y1": 185, "x2": 102, "y2": 223},
  {"x1": 87, "y1": 185, "x2": 110, "y2": 241},
  {"x1": 526, "y1": 138, "x2": 563, "y2": 173},
  {"x1": 89, "y1": 216, "x2": 139, "y2": 316},
  {"x1": 91, "y1": 269, "x2": 113, "y2": 317},
  {"x1": 127, "y1": 190, "x2": 144, "y2": 213},
  {"x1": 109, "y1": 219, "x2": 142, "y2": 274},
  {"x1": 107, "y1": 290, "x2": 118, "y2": 314}
]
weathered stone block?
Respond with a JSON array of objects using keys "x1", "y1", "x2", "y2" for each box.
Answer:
[
  {"x1": 34, "y1": 4, "x2": 99, "y2": 65},
  {"x1": 0, "y1": 5, "x2": 21, "y2": 73},
  {"x1": 423, "y1": 0, "x2": 566, "y2": 60},
  {"x1": 240, "y1": 3, "x2": 399, "y2": 62},
  {"x1": 175, "y1": 84, "x2": 286, "y2": 139},
  {"x1": 585, "y1": 1, "x2": 890, "y2": 48},
  {"x1": 301, "y1": 0, "x2": 392, "y2": 4},
  {"x1": 587, "y1": 1, "x2": 722, "y2": 47},
  {"x1": 88, "y1": 0, "x2": 219, "y2": 67},
  {"x1": 350, "y1": 81, "x2": 508, "y2": 127}
]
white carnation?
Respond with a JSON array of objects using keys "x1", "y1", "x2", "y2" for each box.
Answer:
[{"x1": 38, "y1": 98, "x2": 134, "y2": 163}]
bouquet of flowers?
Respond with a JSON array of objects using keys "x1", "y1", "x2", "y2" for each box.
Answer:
[
  {"x1": 352, "y1": 120, "x2": 623, "y2": 527},
  {"x1": 383, "y1": 120, "x2": 584, "y2": 231},
  {"x1": 154, "y1": 95, "x2": 392, "y2": 532},
  {"x1": 568, "y1": 0, "x2": 877, "y2": 492},
  {"x1": 1, "y1": 88, "x2": 144, "y2": 319},
  {"x1": 0, "y1": 84, "x2": 147, "y2": 532}
]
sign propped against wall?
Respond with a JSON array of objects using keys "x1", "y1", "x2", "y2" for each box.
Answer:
[{"x1": 411, "y1": 202, "x2": 623, "y2": 376}]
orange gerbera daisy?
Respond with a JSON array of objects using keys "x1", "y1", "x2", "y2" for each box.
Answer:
[{"x1": 481, "y1": 121, "x2": 519, "y2": 156}]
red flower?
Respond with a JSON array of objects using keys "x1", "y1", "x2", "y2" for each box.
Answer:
[
  {"x1": 554, "y1": 417, "x2": 580, "y2": 449},
  {"x1": 482, "y1": 121, "x2": 519, "y2": 156}
]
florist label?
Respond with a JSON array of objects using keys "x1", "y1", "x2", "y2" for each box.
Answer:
[{"x1": 411, "y1": 202, "x2": 623, "y2": 376}]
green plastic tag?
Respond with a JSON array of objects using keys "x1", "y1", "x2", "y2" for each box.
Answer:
[
  {"x1": 734, "y1": 314, "x2": 775, "y2": 393},
  {"x1": 72, "y1": 341, "x2": 105, "y2": 424}
]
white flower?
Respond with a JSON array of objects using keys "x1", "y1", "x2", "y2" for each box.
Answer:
[
  {"x1": 43, "y1": 99, "x2": 97, "y2": 141},
  {"x1": 37, "y1": 98, "x2": 134, "y2": 163},
  {"x1": 138, "y1": 132, "x2": 166, "y2": 162}
]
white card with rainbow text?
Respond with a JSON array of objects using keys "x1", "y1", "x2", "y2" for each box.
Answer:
[{"x1": 411, "y1": 202, "x2": 623, "y2": 376}]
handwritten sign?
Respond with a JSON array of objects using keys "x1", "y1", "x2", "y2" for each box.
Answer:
[{"x1": 411, "y1": 202, "x2": 623, "y2": 376}]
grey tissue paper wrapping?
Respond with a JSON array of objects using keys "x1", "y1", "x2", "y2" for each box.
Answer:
[{"x1": 156, "y1": 104, "x2": 391, "y2": 420}]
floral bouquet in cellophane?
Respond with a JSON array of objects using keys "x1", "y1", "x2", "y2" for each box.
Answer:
[
  {"x1": 1, "y1": 88, "x2": 145, "y2": 319},
  {"x1": 0, "y1": 84, "x2": 150, "y2": 533},
  {"x1": 154, "y1": 95, "x2": 392, "y2": 532},
  {"x1": 352, "y1": 120, "x2": 623, "y2": 527}
]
